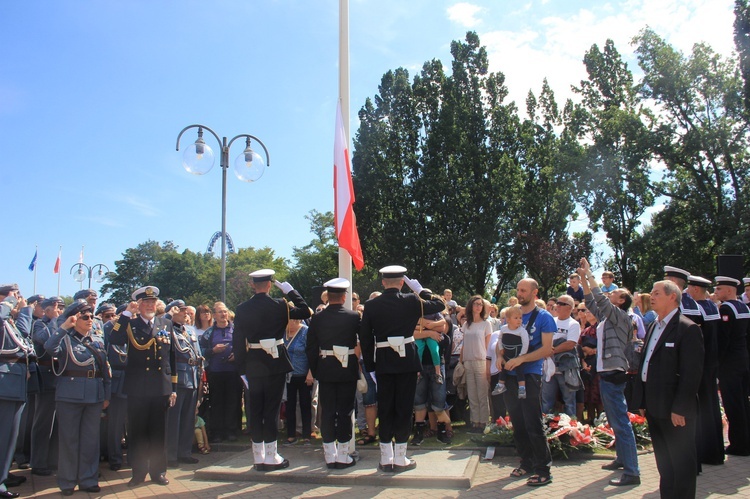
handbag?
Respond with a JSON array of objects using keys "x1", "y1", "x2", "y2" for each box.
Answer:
[{"x1": 357, "y1": 370, "x2": 368, "y2": 394}]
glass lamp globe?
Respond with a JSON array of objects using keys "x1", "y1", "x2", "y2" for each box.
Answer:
[
  {"x1": 234, "y1": 148, "x2": 265, "y2": 182},
  {"x1": 73, "y1": 267, "x2": 86, "y2": 283},
  {"x1": 94, "y1": 268, "x2": 107, "y2": 283},
  {"x1": 183, "y1": 140, "x2": 215, "y2": 175}
]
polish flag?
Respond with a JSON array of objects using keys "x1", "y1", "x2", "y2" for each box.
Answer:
[
  {"x1": 53, "y1": 248, "x2": 61, "y2": 274},
  {"x1": 334, "y1": 102, "x2": 364, "y2": 271}
]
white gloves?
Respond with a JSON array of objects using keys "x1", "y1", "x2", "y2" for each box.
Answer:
[
  {"x1": 402, "y1": 275, "x2": 424, "y2": 295},
  {"x1": 274, "y1": 280, "x2": 294, "y2": 294}
]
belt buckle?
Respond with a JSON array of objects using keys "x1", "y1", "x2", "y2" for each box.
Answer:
[{"x1": 87, "y1": 370, "x2": 96, "y2": 379}]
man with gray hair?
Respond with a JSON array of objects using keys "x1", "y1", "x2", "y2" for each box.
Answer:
[
  {"x1": 578, "y1": 258, "x2": 640, "y2": 487},
  {"x1": 541, "y1": 294, "x2": 580, "y2": 417},
  {"x1": 636, "y1": 280, "x2": 703, "y2": 498}
]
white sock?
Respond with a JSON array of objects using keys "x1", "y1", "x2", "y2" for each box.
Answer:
[
  {"x1": 336, "y1": 441, "x2": 353, "y2": 464},
  {"x1": 264, "y1": 441, "x2": 284, "y2": 465},
  {"x1": 252, "y1": 442, "x2": 265, "y2": 465},
  {"x1": 394, "y1": 442, "x2": 412, "y2": 466},
  {"x1": 379, "y1": 442, "x2": 393, "y2": 466}
]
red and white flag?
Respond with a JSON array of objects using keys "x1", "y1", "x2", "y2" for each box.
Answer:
[
  {"x1": 53, "y1": 248, "x2": 61, "y2": 274},
  {"x1": 334, "y1": 102, "x2": 364, "y2": 271}
]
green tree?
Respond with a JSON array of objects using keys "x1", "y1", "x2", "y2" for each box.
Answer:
[
  {"x1": 633, "y1": 28, "x2": 750, "y2": 280},
  {"x1": 100, "y1": 240, "x2": 177, "y2": 305},
  {"x1": 287, "y1": 210, "x2": 339, "y2": 305},
  {"x1": 736, "y1": 0, "x2": 750, "y2": 118},
  {"x1": 569, "y1": 40, "x2": 655, "y2": 290}
]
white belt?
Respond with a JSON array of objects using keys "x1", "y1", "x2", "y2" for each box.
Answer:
[
  {"x1": 247, "y1": 338, "x2": 284, "y2": 359},
  {"x1": 375, "y1": 336, "x2": 415, "y2": 358},
  {"x1": 320, "y1": 346, "x2": 356, "y2": 368}
]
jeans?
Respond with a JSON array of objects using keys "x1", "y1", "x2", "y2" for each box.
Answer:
[
  {"x1": 503, "y1": 374, "x2": 551, "y2": 477},
  {"x1": 541, "y1": 374, "x2": 577, "y2": 417},
  {"x1": 599, "y1": 377, "x2": 640, "y2": 476},
  {"x1": 414, "y1": 364, "x2": 446, "y2": 412}
]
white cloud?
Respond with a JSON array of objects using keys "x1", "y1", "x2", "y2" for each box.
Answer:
[{"x1": 447, "y1": 2, "x2": 484, "y2": 28}]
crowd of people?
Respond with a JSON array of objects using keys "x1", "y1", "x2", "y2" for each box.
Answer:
[{"x1": 1, "y1": 259, "x2": 749, "y2": 497}]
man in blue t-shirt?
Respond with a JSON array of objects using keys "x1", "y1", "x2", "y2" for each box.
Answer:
[{"x1": 503, "y1": 278, "x2": 555, "y2": 487}]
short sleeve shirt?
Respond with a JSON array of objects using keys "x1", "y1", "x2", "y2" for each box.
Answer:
[{"x1": 522, "y1": 308, "x2": 557, "y2": 375}]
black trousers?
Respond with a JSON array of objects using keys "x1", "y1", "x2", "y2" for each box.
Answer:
[
  {"x1": 319, "y1": 381, "x2": 357, "y2": 443},
  {"x1": 696, "y1": 364, "x2": 725, "y2": 465},
  {"x1": 207, "y1": 371, "x2": 241, "y2": 439},
  {"x1": 503, "y1": 374, "x2": 551, "y2": 477},
  {"x1": 647, "y1": 414, "x2": 697, "y2": 499},
  {"x1": 286, "y1": 376, "x2": 312, "y2": 439},
  {"x1": 376, "y1": 372, "x2": 417, "y2": 443},
  {"x1": 247, "y1": 373, "x2": 286, "y2": 443},
  {"x1": 718, "y1": 369, "x2": 750, "y2": 455},
  {"x1": 127, "y1": 395, "x2": 169, "y2": 480}
]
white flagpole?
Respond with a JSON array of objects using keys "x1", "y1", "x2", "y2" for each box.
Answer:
[
  {"x1": 338, "y1": 0, "x2": 353, "y2": 302},
  {"x1": 339, "y1": 0, "x2": 358, "y2": 455}
]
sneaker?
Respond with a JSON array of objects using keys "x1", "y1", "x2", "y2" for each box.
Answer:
[
  {"x1": 518, "y1": 386, "x2": 527, "y2": 399},
  {"x1": 436, "y1": 372, "x2": 444, "y2": 384},
  {"x1": 491, "y1": 382, "x2": 507, "y2": 395}
]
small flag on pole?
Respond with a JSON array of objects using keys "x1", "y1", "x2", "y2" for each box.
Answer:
[
  {"x1": 28, "y1": 250, "x2": 38, "y2": 272},
  {"x1": 53, "y1": 249, "x2": 61, "y2": 274},
  {"x1": 334, "y1": 101, "x2": 364, "y2": 271}
]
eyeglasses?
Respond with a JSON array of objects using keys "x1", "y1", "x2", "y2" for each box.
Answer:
[
  {"x1": 78, "y1": 314, "x2": 94, "y2": 320},
  {"x1": 102, "y1": 313, "x2": 116, "y2": 319},
  {"x1": 577, "y1": 308, "x2": 587, "y2": 312},
  {"x1": 556, "y1": 302, "x2": 571, "y2": 307}
]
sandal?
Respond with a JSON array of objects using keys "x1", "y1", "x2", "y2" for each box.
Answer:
[
  {"x1": 356, "y1": 434, "x2": 377, "y2": 445},
  {"x1": 526, "y1": 474, "x2": 552, "y2": 486},
  {"x1": 199, "y1": 447, "x2": 210, "y2": 455},
  {"x1": 283, "y1": 438, "x2": 298, "y2": 446},
  {"x1": 510, "y1": 467, "x2": 530, "y2": 478}
]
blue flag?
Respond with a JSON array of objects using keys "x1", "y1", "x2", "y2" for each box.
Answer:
[{"x1": 28, "y1": 250, "x2": 37, "y2": 271}]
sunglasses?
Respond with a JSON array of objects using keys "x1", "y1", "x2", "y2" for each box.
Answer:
[
  {"x1": 78, "y1": 314, "x2": 94, "y2": 320},
  {"x1": 556, "y1": 302, "x2": 571, "y2": 307}
]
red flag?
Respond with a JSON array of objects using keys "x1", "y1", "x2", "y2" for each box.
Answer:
[
  {"x1": 53, "y1": 248, "x2": 61, "y2": 274},
  {"x1": 334, "y1": 102, "x2": 364, "y2": 271}
]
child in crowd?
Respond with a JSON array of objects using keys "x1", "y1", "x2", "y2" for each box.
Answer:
[
  {"x1": 416, "y1": 312, "x2": 444, "y2": 384},
  {"x1": 194, "y1": 407, "x2": 211, "y2": 454},
  {"x1": 567, "y1": 274, "x2": 584, "y2": 303},
  {"x1": 492, "y1": 306, "x2": 530, "y2": 398}
]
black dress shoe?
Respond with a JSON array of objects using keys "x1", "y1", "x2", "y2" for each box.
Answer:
[
  {"x1": 0, "y1": 491, "x2": 20, "y2": 498},
  {"x1": 61, "y1": 489, "x2": 74, "y2": 497},
  {"x1": 601, "y1": 460, "x2": 624, "y2": 471},
  {"x1": 392, "y1": 460, "x2": 417, "y2": 473},
  {"x1": 378, "y1": 463, "x2": 394, "y2": 472},
  {"x1": 178, "y1": 456, "x2": 199, "y2": 464},
  {"x1": 127, "y1": 477, "x2": 145, "y2": 487},
  {"x1": 326, "y1": 462, "x2": 338, "y2": 469},
  {"x1": 31, "y1": 468, "x2": 53, "y2": 476},
  {"x1": 263, "y1": 459, "x2": 289, "y2": 471},
  {"x1": 254, "y1": 463, "x2": 267, "y2": 471},
  {"x1": 109, "y1": 464, "x2": 121, "y2": 471},
  {"x1": 335, "y1": 459, "x2": 357, "y2": 469},
  {"x1": 3, "y1": 475, "x2": 25, "y2": 487},
  {"x1": 80, "y1": 485, "x2": 101, "y2": 493},
  {"x1": 167, "y1": 460, "x2": 179, "y2": 469},
  {"x1": 609, "y1": 474, "x2": 641, "y2": 486},
  {"x1": 152, "y1": 474, "x2": 169, "y2": 486}
]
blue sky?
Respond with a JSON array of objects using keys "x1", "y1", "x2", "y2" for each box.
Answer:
[{"x1": 0, "y1": 0, "x2": 735, "y2": 299}]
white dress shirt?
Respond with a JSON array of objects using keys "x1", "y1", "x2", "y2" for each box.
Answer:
[{"x1": 640, "y1": 307, "x2": 679, "y2": 382}]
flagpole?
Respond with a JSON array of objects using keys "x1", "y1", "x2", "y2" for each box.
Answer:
[
  {"x1": 33, "y1": 245, "x2": 38, "y2": 294},
  {"x1": 338, "y1": 0, "x2": 352, "y2": 303}
]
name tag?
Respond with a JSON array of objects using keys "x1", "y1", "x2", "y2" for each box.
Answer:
[{"x1": 665, "y1": 342, "x2": 674, "y2": 348}]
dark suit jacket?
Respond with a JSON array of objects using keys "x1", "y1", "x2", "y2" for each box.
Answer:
[
  {"x1": 110, "y1": 314, "x2": 176, "y2": 397},
  {"x1": 636, "y1": 310, "x2": 704, "y2": 419},
  {"x1": 360, "y1": 288, "x2": 446, "y2": 374},
  {"x1": 305, "y1": 304, "x2": 360, "y2": 382},
  {"x1": 232, "y1": 290, "x2": 311, "y2": 379}
]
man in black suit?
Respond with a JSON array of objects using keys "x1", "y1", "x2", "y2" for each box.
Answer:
[
  {"x1": 637, "y1": 280, "x2": 704, "y2": 499},
  {"x1": 232, "y1": 269, "x2": 311, "y2": 471},
  {"x1": 109, "y1": 286, "x2": 176, "y2": 487},
  {"x1": 305, "y1": 277, "x2": 360, "y2": 469},
  {"x1": 359, "y1": 265, "x2": 445, "y2": 472}
]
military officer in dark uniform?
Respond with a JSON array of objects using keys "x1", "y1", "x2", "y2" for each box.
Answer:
[
  {"x1": 232, "y1": 269, "x2": 311, "y2": 471},
  {"x1": 45, "y1": 300, "x2": 110, "y2": 496},
  {"x1": 305, "y1": 278, "x2": 360, "y2": 469},
  {"x1": 101, "y1": 303, "x2": 128, "y2": 471},
  {"x1": 359, "y1": 266, "x2": 445, "y2": 472},
  {"x1": 686, "y1": 275, "x2": 725, "y2": 466},
  {"x1": 109, "y1": 286, "x2": 176, "y2": 487},
  {"x1": 713, "y1": 276, "x2": 750, "y2": 456},
  {"x1": 0, "y1": 284, "x2": 33, "y2": 499},
  {"x1": 29, "y1": 296, "x2": 65, "y2": 476},
  {"x1": 166, "y1": 300, "x2": 202, "y2": 467}
]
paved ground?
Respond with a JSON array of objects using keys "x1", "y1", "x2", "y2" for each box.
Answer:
[{"x1": 8, "y1": 445, "x2": 750, "y2": 498}]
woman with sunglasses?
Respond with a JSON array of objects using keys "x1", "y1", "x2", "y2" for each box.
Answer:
[{"x1": 45, "y1": 300, "x2": 110, "y2": 496}]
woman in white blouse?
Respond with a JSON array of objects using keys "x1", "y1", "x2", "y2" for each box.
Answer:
[{"x1": 459, "y1": 295, "x2": 492, "y2": 432}]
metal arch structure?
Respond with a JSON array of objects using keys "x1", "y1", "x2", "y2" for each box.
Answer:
[{"x1": 207, "y1": 231, "x2": 236, "y2": 255}]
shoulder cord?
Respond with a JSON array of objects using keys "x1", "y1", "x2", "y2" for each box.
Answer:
[
  {"x1": 51, "y1": 333, "x2": 96, "y2": 376},
  {"x1": 1, "y1": 321, "x2": 33, "y2": 355},
  {"x1": 127, "y1": 321, "x2": 157, "y2": 356}
]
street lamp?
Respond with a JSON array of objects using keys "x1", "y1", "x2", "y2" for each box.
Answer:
[
  {"x1": 176, "y1": 124, "x2": 271, "y2": 303},
  {"x1": 70, "y1": 263, "x2": 110, "y2": 289}
]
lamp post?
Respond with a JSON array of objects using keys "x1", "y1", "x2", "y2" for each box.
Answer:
[
  {"x1": 176, "y1": 124, "x2": 270, "y2": 303},
  {"x1": 70, "y1": 263, "x2": 110, "y2": 289}
]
